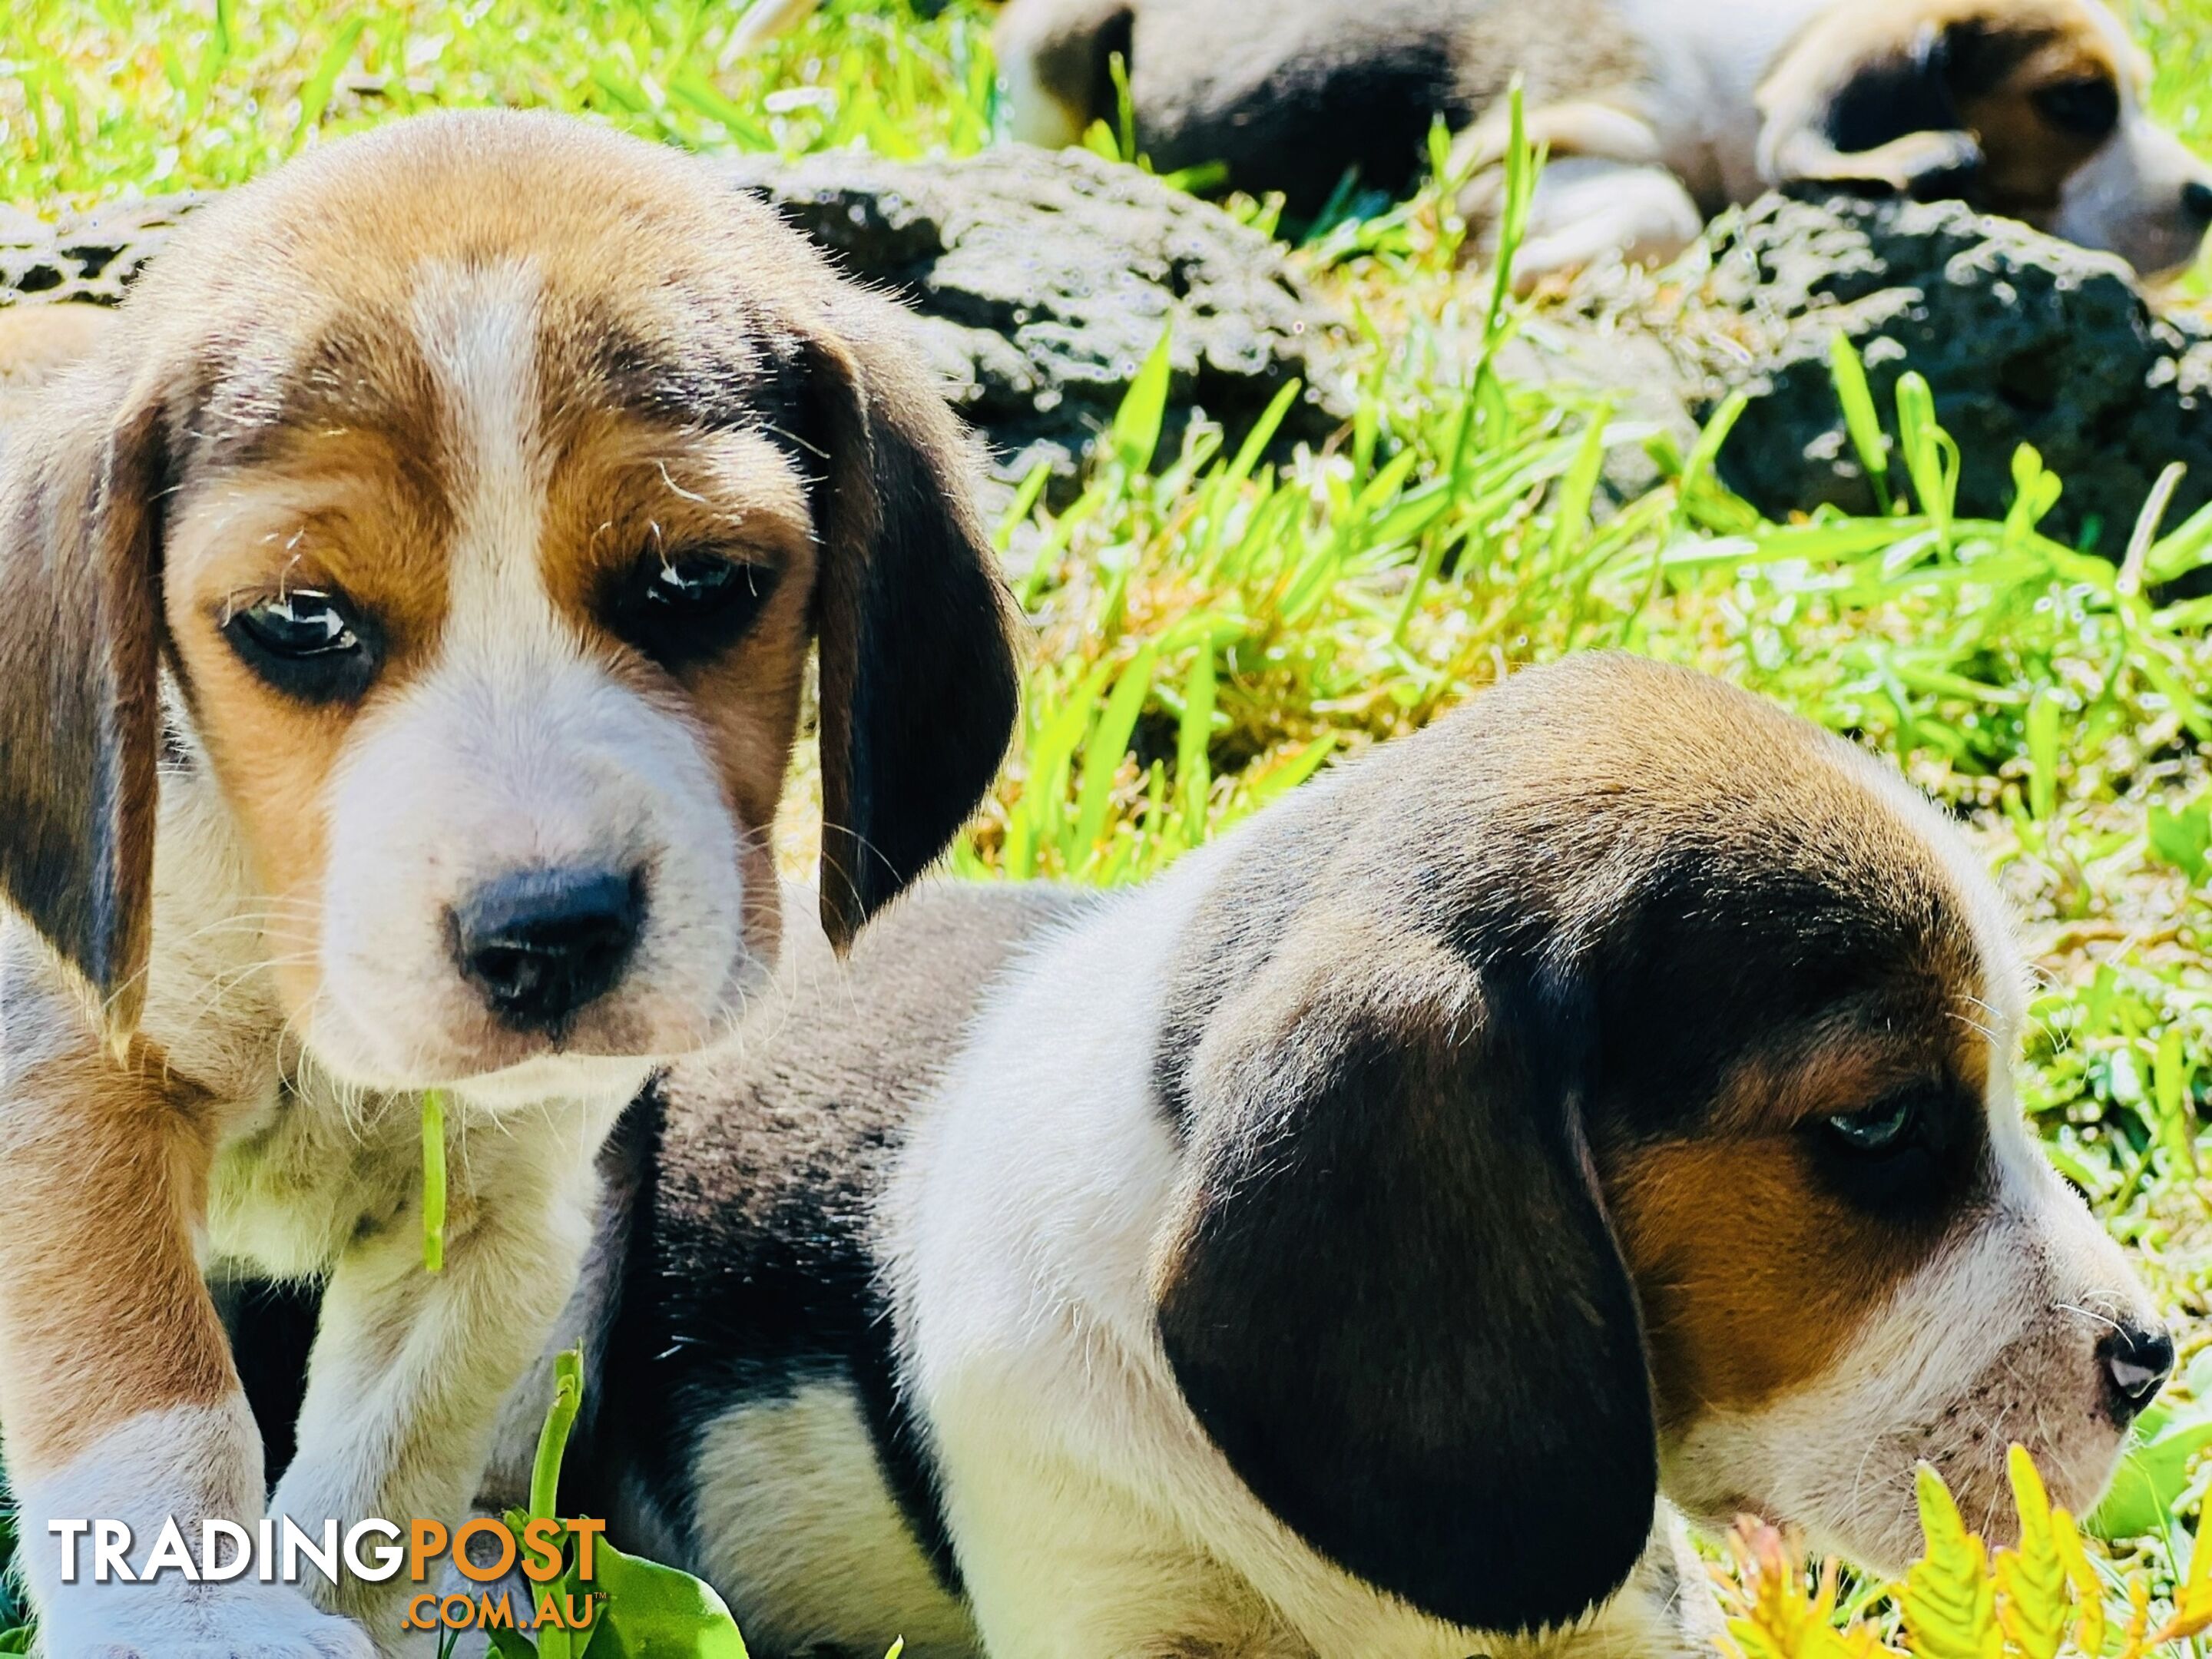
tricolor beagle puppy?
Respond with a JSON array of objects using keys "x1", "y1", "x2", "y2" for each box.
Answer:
[
  {"x1": 0, "y1": 109, "x2": 1017, "y2": 1654},
  {"x1": 570, "y1": 654, "x2": 2170, "y2": 1659},
  {"x1": 995, "y1": 0, "x2": 2212, "y2": 285}
]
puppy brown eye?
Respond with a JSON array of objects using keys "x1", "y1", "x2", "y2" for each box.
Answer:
[
  {"x1": 608, "y1": 552, "x2": 777, "y2": 670},
  {"x1": 222, "y1": 589, "x2": 380, "y2": 704},
  {"x1": 1825, "y1": 1098, "x2": 1916, "y2": 1153},
  {"x1": 2032, "y1": 77, "x2": 2120, "y2": 139}
]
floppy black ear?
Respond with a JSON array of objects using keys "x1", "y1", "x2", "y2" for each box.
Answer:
[
  {"x1": 1823, "y1": 25, "x2": 1964, "y2": 161},
  {"x1": 0, "y1": 353, "x2": 167, "y2": 1031},
  {"x1": 1154, "y1": 919, "x2": 1657, "y2": 1635},
  {"x1": 800, "y1": 301, "x2": 1021, "y2": 951},
  {"x1": 1759, "y1": 15, "x2": 1986, "y2": 200}
]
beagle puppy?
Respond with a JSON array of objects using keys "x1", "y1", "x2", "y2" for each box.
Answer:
[
  {"x1": 995, "y1": 0, "x2": 2212, "y2": 284},
  {"x1": 569, "y1": 654, "x2": 2170, "y2": 1659},
  {"x1": 0, "y1": 109, "x2": 1017, "y2": 1655}
]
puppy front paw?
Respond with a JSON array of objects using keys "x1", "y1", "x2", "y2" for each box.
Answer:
[{"x1": 36, "y1": 1581, "x2": 375, "y2": 1658}]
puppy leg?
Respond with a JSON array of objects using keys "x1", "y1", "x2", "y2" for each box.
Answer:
[
  {"x1": 942, "y1": 1452, "x2": 1311, "y2": 1658},
  {"x1": 1479, "y1": 157, "x2": 1705, "y2": 287},
  {"x1": 1764, "y1": 127, "x2": 1985, "y2": 199},
  {"x1": 0, "y1": 964, "x2": 368, "y2": 1657},
  {"x1": 268, "y1": 1120, "x2": 607, "y2": 1655}
]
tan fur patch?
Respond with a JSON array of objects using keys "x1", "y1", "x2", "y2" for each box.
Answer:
[
  {"x1": 0, "y1": 1024, "x2": 233, "y2": 1475},
  {"x1": 1957, "y1": 28, "x2": 2122, "y2": 217},
  {"x1": 0, "y1": 303, "x2": 116, "y2": 426},
  {"x1": 162, "y1": 402, "x2": 455, "y2": 1014},
  {"x1": 532, "y1": 412, "x2": 821, "y2": 966},
  {"x1": 1611, "y1": 1137, "x2": 1913, "y2": 1424},
  {"x1": 1608, "y1": 1018, "x2": 1993, "y2": 1426}
]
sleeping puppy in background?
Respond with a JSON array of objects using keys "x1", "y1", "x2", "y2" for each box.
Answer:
[
  {"x1": 995, "y1": 0, "x2": 2212, "y2": 286},
  {"x1": 563, "y1": 653, "x2": 2171, "y2": 1659},
  {"x1": 0, "y1": 108, "x2": 1017, "y2": 1655}
]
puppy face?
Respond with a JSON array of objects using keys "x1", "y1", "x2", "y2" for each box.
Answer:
[
  {"x1": 1763, "y1": 0, "x2": 2212, "y2": 277},
  {"x1": 1580, "y1": 737, "x2": 2157, "y2": 1570},
  {"x1": 2041, "y1": 3, "x2": 2212, "y2": 279},
  {"x1": 0, "y1": 112, "x2": 1019, "y2": 1102},
  {"x1": 1953, "y1": 1, "x2": 2211, "y2": 277},
  {"x1": 1152, "y1": 657, "x2": 2162, "y2": 1635}
]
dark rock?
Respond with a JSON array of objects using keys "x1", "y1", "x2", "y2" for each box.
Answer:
[
  {"x1": 1674, "y1": 194, "x2": 2212, "y2": 550},
  {"x1": 707, "y1": 145, "x2": 1346, "y2": 492}
]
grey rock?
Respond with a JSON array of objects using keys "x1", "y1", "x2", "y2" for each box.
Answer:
[
  {"x1": 1667, "y1": 194, "x2": 2212, "y2": 552},
  {"x1": 707, "y1": 145, "x2": 1346, "y2": 493},
  {"x1": 0, "y1": 194, "x2": 204, "y2": 304}
]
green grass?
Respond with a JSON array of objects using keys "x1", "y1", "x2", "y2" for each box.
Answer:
[
  {"x1": 2144, "y1": 0, "x2": 2212, "y2": 149},
  {"x1": 0, "y1": 0, "x2": 998, "y2": 206},
  {"x1": 7, "y1": 0, "x2": 2212, "y2": 1647}
]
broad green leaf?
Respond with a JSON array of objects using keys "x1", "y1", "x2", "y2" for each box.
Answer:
[
  {"x1": 581, "y1": 1538, "x2": 750, "y2": 1657},
  {"x1": 2087, "y1": 1401, "x2": 2212, "y2": 1538},
  {"x1": 2147, "y1": 798, "x2": 2212, "y2": 882}
]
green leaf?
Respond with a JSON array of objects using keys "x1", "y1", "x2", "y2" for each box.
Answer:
[
  {"x1": 2153, "y1": 1027, "x2": 2197, "y2": 1177},
  {"x1": 2086, "y1": 1401, "x2": 2212, "y2": 1538},
  {"x1": 1110, "y1": 329, "x2": 1175, "y2": 476},
  {"x1": 1828, "y1": 333, "x2": 1892, "y2": 515},
  {"x1": 293, "y1": 15, "x2": 367, "y2": 141},
  {"x1": 487, "y1": 1625, "x2": 538, "y2": 1659},
  {"x1": 2024, "y1": 690, "x2": 2061, "y2": 826},
  {"x1": 421, "y1": 1089, "x2": 449, "y2": 1273},
  {"x1": 1900, "y1": 1463, "x2": 2000, "y2": 1659},
  {"x1": 1072, "y1": 645, "x2": 1158, "y2": 863},
  {"x1": 2147, "y1": 798, "x2": 2212, "y2": 882},
  {"x1": 533, "y1": 1350, "x2": 587, "y2": 1522},
  {"x1": 581, "y1": 1538, "x2": 750, "y2": 1657},
  {"x1": 1174, "y1": 648, "x2": 1217, "y2": 846}
]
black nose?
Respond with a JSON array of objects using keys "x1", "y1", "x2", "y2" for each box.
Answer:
[
  {"x1": 452, "y1": 866, "x2": 645, "y2": 1035},
  {"x1": 2098, "y1": 1324, "x2": 2175, "y2": 1426},
  {"x1": 2184, "y1": 180, "x2": 2212, "y2": 221}
]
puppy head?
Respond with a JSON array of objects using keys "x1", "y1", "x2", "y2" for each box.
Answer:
[
  {"x1": 1557, "y1": 667, "x2": 2161, "y2": 1575},
  {"x1": 0, "y1": 111, "x2": 1018, "y2": 1101},
  {"x1": 1760, "y1": 0, "x2": 2212, "y2": 277},
  {"x1": 1152, "y1": 655, "x2": 2161, "y2": 1635}
]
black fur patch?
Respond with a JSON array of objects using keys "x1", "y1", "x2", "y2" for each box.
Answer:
[
  {"x1": 215, "y1": 1274, "x2": 323, "y2": 1488},
  {"x1": 588, "y1": 1101, "x2": 965, "y2": 1595},
  {"x1": 795, "y1": 326, "x2": 1021, "y2": 948},
  {"x1": 1825, "y1": 45, "x2": 1964, "y2": 156},
  {"x1": 1156, "y1": 922, "x2": 1658, "y2": 1634},
  {"x1": 584, "y1": 884, "x2": 1091, "y2": 1626},
  {"x1": 1147, "y1": 28, "x2": 1467, "y2": 216}
]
